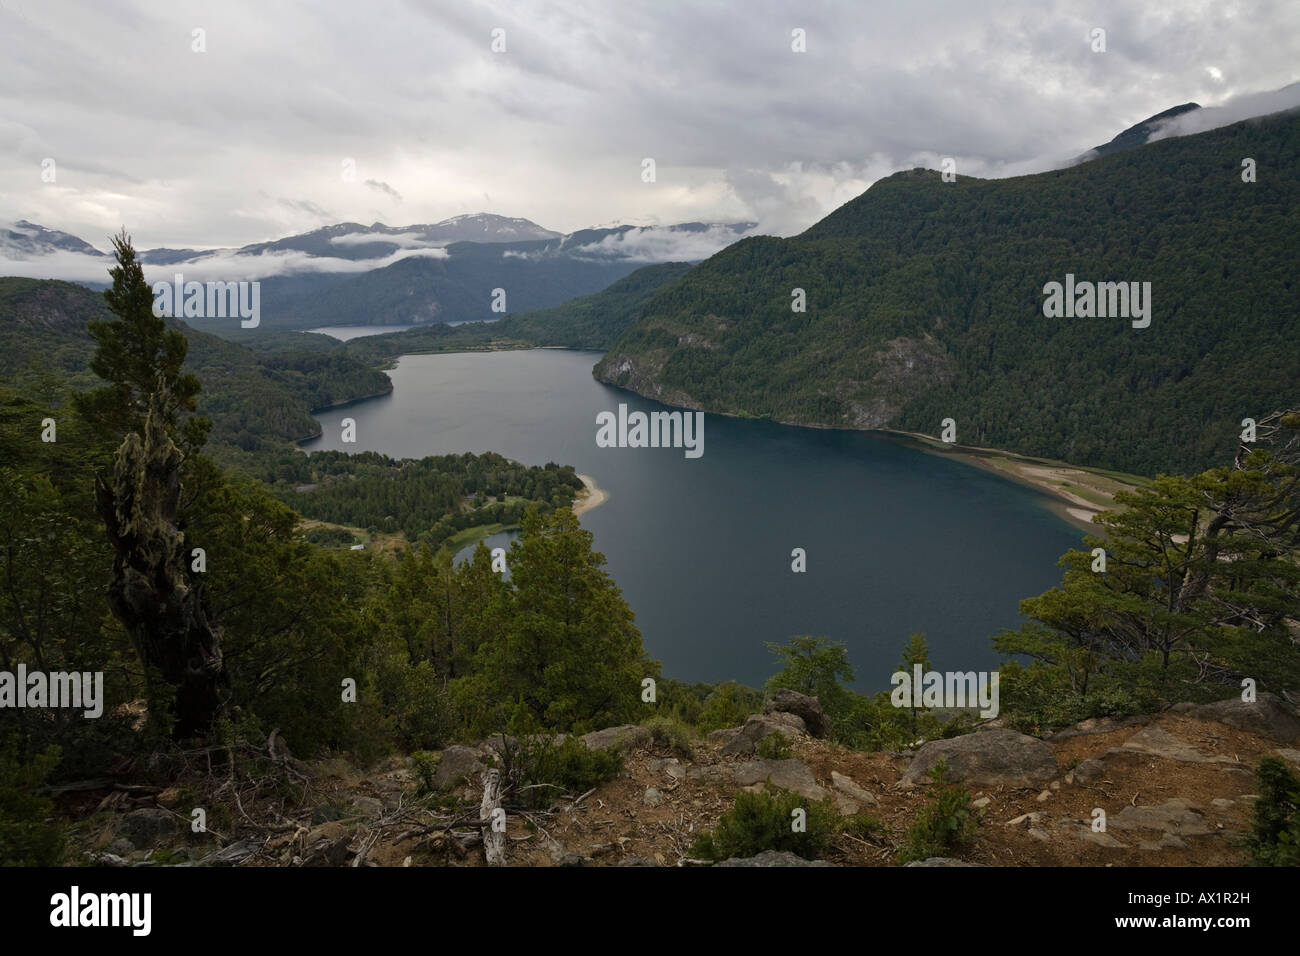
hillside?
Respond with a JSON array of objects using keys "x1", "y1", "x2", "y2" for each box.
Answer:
[
  {"x1": 595, "y1": 109, "x2": 1300, "y2": 476},
  {"x1": 0, "y1": 277, "x2": 390, "y2": 448},
  {"x1": 341, "y1": 260, "x2": 695, "y2": 362},
  {"x1": 61, "y1": 690, "x2": 1300, "y2": 868}
]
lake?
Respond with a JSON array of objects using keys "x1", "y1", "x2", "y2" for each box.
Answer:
[{"x1": 301, "y1": 348, "x2": 1082, "y2": 692}]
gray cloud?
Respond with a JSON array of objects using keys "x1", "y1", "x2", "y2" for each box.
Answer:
[
  {"x1": 365, "y1": 179, "x2": 403, "y2": 202},
  {"x1": 0, "y1": 0, "x2": 1295, "y2": 250}
]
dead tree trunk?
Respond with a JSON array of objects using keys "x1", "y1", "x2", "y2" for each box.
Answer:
[{"x1": 479, "y1": 769, "x2": 506, "y2": 867}]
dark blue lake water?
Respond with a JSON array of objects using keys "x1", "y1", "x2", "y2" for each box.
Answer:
[{"x1": 302, "y1": 349, "x2": 1081, "y2": 691}]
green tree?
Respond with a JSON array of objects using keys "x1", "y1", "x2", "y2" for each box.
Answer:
[
  {"x1": 473, "y1": 507, "x2": 658, "y2": 732},
  {"x1": 764, "y1": 635, "x2": 856, "y2": 732},
  {"x1": 73, "y1": 229, "x2": 209, "y2": 452}
]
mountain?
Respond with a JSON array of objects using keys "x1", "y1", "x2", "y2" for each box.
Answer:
[
  {"x1": 1086, "y1": 102, "x2": 1202, "y2": 159},
  {"x1": 341, "y1": 260, "x2": 695, "y2": 362},
  {"x1": 1, "y1": 216, "x2": 752, "y2": 337},
  {"x1": 594, "y1": 108, "x2": 1300, "y2": 476},
  {"x1": 194, "y1": 214, "x2": 563, "y2": 263},
  {"x1": 0, "y1": 220, "x2": 108, "y2": 259}
]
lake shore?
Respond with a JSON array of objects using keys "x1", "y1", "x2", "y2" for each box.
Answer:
[
  {"x1": 881, "y1": 430, "x2": 1149, "y2": 533},
  {"x1": 573, "y1": 472, "x2": 608, "y2": 516}
]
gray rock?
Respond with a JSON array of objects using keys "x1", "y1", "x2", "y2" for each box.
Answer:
[
  {"x1": 831, "y1": 771, "x2": 879, "y2": 807},
  {"x1": 900, "y1": 729, "x2": 1058, "y2": 789},
  {"x1": 903, "y1": 857, "x2": 984, "y2": 867},
  {"x1": 1190, "y1": 693, "x2": 1300, "y2": 744},
  {"x1": 1070, "y1": 758, "x2": 1106, "y2": 784},
  {"x1": 649, "y1": 758, "x2": 686, "y2": 780},
  {"x1": 107, "y1": 838, "x2": 135, "y2": 857},
  {"x1": 765, "y1": 690, "x2": 832, "y2": 738},
  {"x1": 643, "y1": 788, "x2": 663, "y2": 807},
  {"x1": 118, "y1": 808, "x2": 177, "y2": 849},
  {"x1": 732, "y1": 758, "x2": 828, "y2": 801},
  {"x1": 580, "y1": 724, "x2": 652, "y2": 752},
  {"x1": 616, "y1": 856, "x2": 656, "y2": 866},
  {"x1": 715, "y1": 850, "x2": 833, "y2": 867},
  {"x1": 834, "y1": 793, "x2": 862, "y2": 816},
  {"x1": 1114, "y1": 725, "x2": 1234, "y2": 764},
  {"x1": 1109, "y1": 799, "x2": 1212, "y2": 837},
  {"x1": 685, "y1": 765, "x2": 728, "y2": 784},
  {"x1": 720, "y1": 713, "x2": 808, "y2": 756},
  {"x1": 1077, "y1": 828, "x2": 1126, "y2": 848},
  {"x1": 1275, "y1": 748, "x2": 1300, "y2": 765},
  {"x1": 432, "y1": 745, "x2": 485, "y2": 791}
]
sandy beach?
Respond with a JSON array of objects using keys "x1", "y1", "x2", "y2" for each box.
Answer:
[
  {"x1": 883, "y1": 430, "x2": 1148, "y2": 533},
  {"x1": 572, "y1": 473, "x2": 609, "y2": 516}
]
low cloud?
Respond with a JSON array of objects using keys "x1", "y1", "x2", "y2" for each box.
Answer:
[
  {"x1": 0, "y1": 245, "x2": 449, "y2": 284},
  {"x1": 1145, "y1": 83, "x2": 1300, "y2": 142},
  {"x1": 568, "y1": 223, "x2": 760, "y2": 262}
]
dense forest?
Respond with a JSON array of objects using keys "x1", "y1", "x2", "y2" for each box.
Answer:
[{"x1": 595, "y1": 108, "x2": 1300, "y2": 476}]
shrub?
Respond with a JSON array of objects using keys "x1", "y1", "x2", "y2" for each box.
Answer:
[
  {"x1": 643, "y1": 715, "x2": 694, "y2": 758},
  {"x1": 1245, "y1": 756, "x2": 1300, "y2": 866},
  {"x1": 692, "y1": 788, "x2": 838, "y2": 862},
  {"x1": 897, "y1": 760, "x2": 979, "y2": 864},
  {"x1": 410, "y1": 750, "x2": 442, "y2": 798},
  {"x1": 0, "y1": 740, "x2": 64, "y2": 866},
  {"x1": 496, "y1": 730, "x2": 623, "y2": 810},
  {"x1": 756, "y1": 731, "x2": 792, "y2": 760}
]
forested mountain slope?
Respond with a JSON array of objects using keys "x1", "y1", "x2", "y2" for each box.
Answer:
[{"x1": 595, "y1": 109, "x2": 1300, "y2": 476}]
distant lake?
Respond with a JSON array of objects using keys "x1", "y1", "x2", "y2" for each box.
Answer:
[
  {"x1": 301, "y1": 349, "x2": 1081, "y2": 692},
  {"x1": 304, "y1": 319, "x2": 490, "y2": 341}
]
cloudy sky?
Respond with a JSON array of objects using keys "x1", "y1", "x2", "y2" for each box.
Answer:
[{"x1": 2, "y1": 0, "x2": 1297, "y2": 252}]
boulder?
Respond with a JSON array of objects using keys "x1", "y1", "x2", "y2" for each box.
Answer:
[
  {"x1": 1114, "y1": 725, "x2": 1234, "y2": 764},
  {"x1": 732, "y1": 758, "x2": 827, "y2": 801},
  {"x1": 1108, "y1": 798, "x2": 1212, "y2": 837},
  {"x1": 830, "y1": 770, "x2": 879, "y2": 807},
  {"x1": 719, "y1": 713, "x2": 807, "y2": 756},
  {"x1": 431, "y1": 745, "x2": 485, "y2": 791},
  {"x1": 1190, "y1": 693, "x2": 1300, "y2": 745},
  {"x1": 118, "y1": 808, "x2": 177, "y2": 849},
  {"x1": 715, "y1": 850, "x2": 833, "y2": 867},
  {"x1": 900, "y1": 729, "x2": 1057, "y2": 789},
  {"x1": 1069, "y1": 758, "x2": 1106, "y2": 784},
  {"x1": 765, "y1": 690, "x2": 831, "y2": 738},
  {"x1": 580, "y1": 724, "x2": 652, "y2": 752},
  {"x1": 649, "y1": 758, "x2": 686, "y2": 780}
]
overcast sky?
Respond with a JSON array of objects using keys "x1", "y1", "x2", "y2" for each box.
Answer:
[{"x1": 2, "y1": 0, "x2": 1297, "y2": 251}]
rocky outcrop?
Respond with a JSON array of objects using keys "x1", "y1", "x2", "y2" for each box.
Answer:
[
  {"x1": 900, "y1": 728, "x2": 1058, "y2": 789},
  {"x1": 1189, "y1": 694, "x2": 1300, "y2": 745},
  {"x1": 765, "y1": 690, "x2": 831, "y2": 738},
  {"x1": 732, "y1": 758, "x2": 828, "y2": 801},
  {"x1": 581, "y1": 724, "x2": 652, "y2": 752},
  {"x1": 715, "y1": 713, "x2": 808, "y2": 755},
  {"x1": 431, "y1": 745, "x2": 485, "y2": 791}
]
